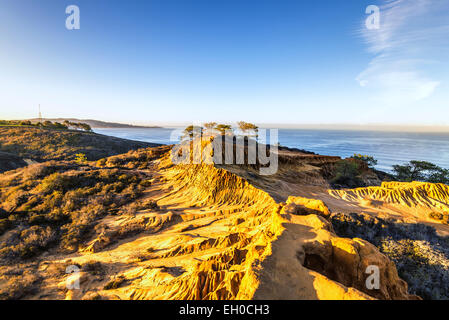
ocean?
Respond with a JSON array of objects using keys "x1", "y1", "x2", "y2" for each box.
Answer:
[{"x1": 94, "y1": 128, "x2": 449, "y2": 172}]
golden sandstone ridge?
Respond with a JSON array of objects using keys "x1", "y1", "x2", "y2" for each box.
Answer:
[
  {"x1": 5, "y1": 139, "x2": 449, "y2": 300},
  {"x1": 328, "y1": 182, "x2": 449, "y2": 224},
  {"x1": 330, "y1": 181, "x2": 449, "y2": 210},
  {"x1": 34, "y1": 147, "x2": 421, "y2": 300}
]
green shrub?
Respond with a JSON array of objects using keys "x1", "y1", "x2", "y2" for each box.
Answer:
[
  {"x1": 392, "y1": 160, "x2": 449, "y2": 184},
  {"x1": 350, "y1": 154, "x2": 378, "y2": 168},
  {"x1": 16, "y1": 226, "x2": 57, "y2": 259},
  {"x1": 75, "y1": 153, "x2": 88, "y2": 164},
  {"x1": 39, "y1": 173, "x2": 70, "y2": 194},
  {"x1": 23, "y1": 163, "x2": 62, "y2": 180},
  {"x1": 331, "y1": 160, "x2": 364, "y2": 188}
]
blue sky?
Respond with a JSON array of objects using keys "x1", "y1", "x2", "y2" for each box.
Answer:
[{"x1": 0, "y1": 0, "x2": 448, "y2": 125}]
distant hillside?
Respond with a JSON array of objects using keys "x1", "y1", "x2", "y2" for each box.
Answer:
[
  {"x1": 0, "y1": 127, "x2": 160, "y2": 172},
  {"x1": 27, "y1": 118, "x2": 160, "y2": 129}
]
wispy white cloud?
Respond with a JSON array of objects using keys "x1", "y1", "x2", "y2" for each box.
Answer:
[{"x1": 357, "y1": 0, "x2": 449, "y2": 106}]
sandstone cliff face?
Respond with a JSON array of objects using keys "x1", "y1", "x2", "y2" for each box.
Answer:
[
  {"x1": 253, "y1": 204, "x2": 418, "y2": 300},
  {"x1": 0, "y1": 145, "x2": 425, "y2": 300},
  {"x1": 57, "y1": 152, "x2": 418, "y2": 300},
  {"x1": 330, "y1": 181, "x2": 449, "y2": 209},
  {"x1": 328, "y1": 181, "x2": 449, "y2": 223}
]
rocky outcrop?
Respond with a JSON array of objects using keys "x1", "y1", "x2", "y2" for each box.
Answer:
[
  {"x1": 0, "y1": 143, "x2": 422, "y2": 300},
  {"x1": 329, "y1": 181, "x2": 449, "y2": 214},
  {"x1": 281, "y1": 196, "x2": 331, "y2": 218},
  {"x1": 87, "y1": 153, "x2": 417, "y2": 300}
]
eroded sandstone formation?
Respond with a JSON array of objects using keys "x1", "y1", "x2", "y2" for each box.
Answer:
[
  {"x1": 3, "y1": 142, "x2": 446, "y2": 300},
  {"x1": 52, "y1": 151, "x2": 418, "y2": 300}
]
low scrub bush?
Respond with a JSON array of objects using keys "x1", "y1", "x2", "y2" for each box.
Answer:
[
  {"x1": 0, "y1": 162, "x2": 145, "y2": 261},
  {"x1": 331, "y1": 212, "x2": 449, "y2": 300},
  {"x1": 330, "y1": 160, "x2": 364, "y2": 188}
]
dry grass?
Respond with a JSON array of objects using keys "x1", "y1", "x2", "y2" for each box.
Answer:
[
  {"x1": 0, "y1": 267, "x2": 41, "y2": 300},
  {"x1": 0, "y1": 148, "x2": 169, "y2": 264}
]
